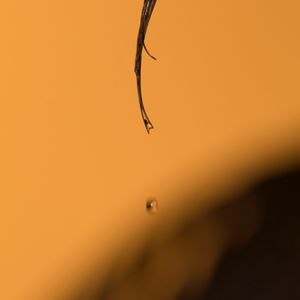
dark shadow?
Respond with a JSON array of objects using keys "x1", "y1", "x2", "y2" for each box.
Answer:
[{"x1": 179, "y1": 168, "x2": 300, "y2": 300}]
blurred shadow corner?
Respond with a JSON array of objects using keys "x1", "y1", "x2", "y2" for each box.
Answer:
[{"x1": 181, "y1": 167, "x2": 300, "y2": 300}]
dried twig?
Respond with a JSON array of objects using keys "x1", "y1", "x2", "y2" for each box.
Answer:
[{"x1": 135, "y1": 0, "x2": 157, "y2": 133}]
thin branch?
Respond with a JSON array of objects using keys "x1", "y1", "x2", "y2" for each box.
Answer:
[{"x1": 134, "y1": 0, "x2": 157, "y2": 133}]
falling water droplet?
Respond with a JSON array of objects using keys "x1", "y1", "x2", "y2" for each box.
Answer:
[{"x1": 146, "y1": 198, "x2": 158, "y2": 213}]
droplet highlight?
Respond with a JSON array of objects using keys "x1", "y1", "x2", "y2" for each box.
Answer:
[{"x1": 146, "y1": 198, "x2": 158, "y2": 213}]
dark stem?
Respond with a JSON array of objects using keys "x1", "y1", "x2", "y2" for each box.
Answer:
[{"x1": 134, "y1": 0, "x2": 157, "y2": 133}]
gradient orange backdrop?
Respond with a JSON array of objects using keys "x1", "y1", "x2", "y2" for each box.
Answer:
[{"x1": 0, "y1": 1, "x2": 300, "y2": 299}]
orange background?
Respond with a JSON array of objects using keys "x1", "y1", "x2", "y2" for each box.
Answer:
[{"x1": 0, "y1": 1, "x2": 300, "y2": 299}]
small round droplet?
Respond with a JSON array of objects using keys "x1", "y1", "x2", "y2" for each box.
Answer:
[{"x1": 146, "y1": 198, "x2": 158, "y2": 213}]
